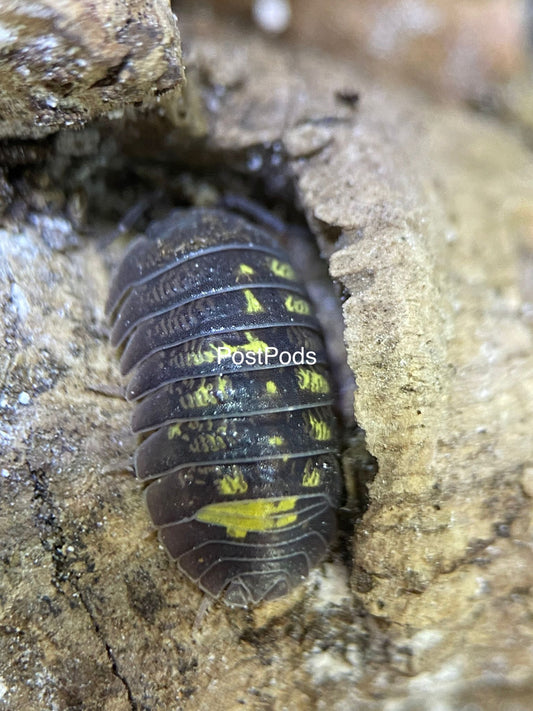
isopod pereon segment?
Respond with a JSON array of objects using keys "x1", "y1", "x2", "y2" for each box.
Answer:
[{"x1": 107, "y1": 208, "x2": 342, "y2": 607}]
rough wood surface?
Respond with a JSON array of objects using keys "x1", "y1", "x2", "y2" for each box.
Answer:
[
  {"x1": 0, "y1": 0, "x2": 183, "y2": 139},
  {"x1": 1, "y1": 11, "x2": 532, "y2": 711}
]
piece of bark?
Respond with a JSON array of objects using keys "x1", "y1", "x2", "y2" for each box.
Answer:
[{"x1": 0, "y1": 0, "x2": 183, "y2": 139}]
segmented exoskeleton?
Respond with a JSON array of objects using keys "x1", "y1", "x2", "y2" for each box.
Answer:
[{"x1": 107, "y1": 208, "x2": 341, "y2": 607}]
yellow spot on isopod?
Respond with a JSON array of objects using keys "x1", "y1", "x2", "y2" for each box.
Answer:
[
  {"x1": 296, "y1": 367, "x2": 330, "y2": 394},
  {"x1": 168, "y1": 423, "x2": 183, "y2": 439},
  {"x1": 179, "y1": 381, "x2": 218, "y2": 409},
  {"x1": 302, "y1": 462, "x2": 321, "y2": 487},
  {"x1": 284, "y1": 294, "x2": 310, "y2": 315},
  {"x1": 306, "y1": 412, "x2": 331, "y2": 441},
  {"x1": 217, "y1": 331, "x2": 271, "y2": 358},
  {"x1": 265, "y1": 380, "x2": 277, "y2": 394},
  {"x1": 238, "y1": 263, "x2": 255, "y2": 277},
  {"x1": 217, "y1": 468, "x2": 248, "y2": 495},
  {"x1": 269, "y1": 259, "x2": 295, "y2": 280},
  {"x1": 244, "y1": 289, "x2": 265, "y2": 314},
  {"x1": 196, "y1": 497, "x2": 298, "y2": 538}
]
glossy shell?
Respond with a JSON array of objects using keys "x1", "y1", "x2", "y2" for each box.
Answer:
[{"x1": 106, "y1": 208, "x2": 342, "y2": 607}]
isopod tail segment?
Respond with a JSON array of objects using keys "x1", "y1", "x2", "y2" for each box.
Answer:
[{"x1": 106, "y1": 207, "x2": 342, "y2": 607}]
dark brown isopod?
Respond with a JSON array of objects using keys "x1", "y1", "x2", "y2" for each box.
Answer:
[{"x1": 107, "y1": 208, "x2": 342, "y2": 607}]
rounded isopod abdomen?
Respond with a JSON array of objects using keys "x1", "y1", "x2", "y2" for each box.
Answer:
[{"x1": 106, "y1": 208, "x2": 342, "y2": 607}]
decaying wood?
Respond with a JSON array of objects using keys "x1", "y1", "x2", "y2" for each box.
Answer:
[{"x1": 0, "y1": 0, "x2": 183, "y2": 139}]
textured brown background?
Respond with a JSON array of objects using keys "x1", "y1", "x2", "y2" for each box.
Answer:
[
  {"x1": 0, "y1": 2, "x2": 532, "y2": 709},
  {"x1": 0, "y1": 0, "x2": 183, "y2": 139}
]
